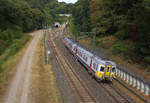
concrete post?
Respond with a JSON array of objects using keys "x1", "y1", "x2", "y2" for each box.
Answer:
[
  {"x1": 126, "y1": 74, "x2": 129, "y2": 83},
  {"x1": 137, "y1": 80, "x2": 140, "y2": 90},
  {"x1": 133, "y1": 77, "x2": 136, "y2": 87},
  {"x1": 145, "y1": 85, "x2": 150, "y2": 95},
  {"x1": 123, "y1": 72, "x2": 126, "y2": 81},
  {"x1": 129, "y1": 75, "x2": 133, "y2": 85},
  {"x1": 141, "y1": 82, "x2": 145, "y2": 93},
  {"x1": 121, "y1": 71, "x2": 123, "y2": 79}
]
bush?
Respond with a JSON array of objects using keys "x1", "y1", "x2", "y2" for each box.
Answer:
[
  {"x1": 0, "y1": 34, "x2": 31, "y2": 65},
  {"x1": 112, "y1": 42, "x2": 128, "y2": 54},
  {"x1": 144, "y1": 56, "x2": 150, "y2": 63},
  {"x1": 0, "y1": 28, "x2": 23, "y2": 55},
  {"x1": 115, "y1": 30, "x2": 131, "y2": 40},
  {"x1": 112, "y1": 42, "x2": 135, "y2": 60}
]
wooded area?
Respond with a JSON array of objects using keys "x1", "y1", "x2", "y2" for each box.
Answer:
[
  {"x1": 71, "y1": 0, "x2": 150, "y2": 65},
  {"x1": 0, "y1": 0, "x2": 72, "y2": 55}
]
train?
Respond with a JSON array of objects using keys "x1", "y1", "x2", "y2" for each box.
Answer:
[{"x1": 64, "y1": 37, "x2": 116, "y2": 81}]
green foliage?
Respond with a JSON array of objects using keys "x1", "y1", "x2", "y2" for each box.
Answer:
[
  {"x1": 112, "y1": 42, "x2": 135, "y2": 60},
  {"x1": 145, "y1": 56, "x2": 150, "y2": 63},
  {"x1": 0, "y1": 35, "x2": 31, "y2": 67},
  {"x1": 68, "y1": 17, "x2": 79, "y2": 36},
  {"x1": 0, "y1": 28, "x2": 22, "y2": 54},
  {"x1": 85, "y1": 0, "x2": 150, "y2": 64},
  {"x1": 112, "y1": 42, "x2": 128, "y2": 54},
  {"x1": 0, "y1": 0, "x2": 72, "y2": 56},
  {"x1": 72, "y1": 0, "x2": 91, "y2": 32}
]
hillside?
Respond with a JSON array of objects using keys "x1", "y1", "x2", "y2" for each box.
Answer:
[
  {"x1": 0, "y1": 0, "x2": 72, "y2": 57},
  {"x1": 70, "y1": 0, "x2": 150, "y2": 68}
]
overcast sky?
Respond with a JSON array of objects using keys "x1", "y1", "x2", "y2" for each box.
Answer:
[{"x1": 58, "y1": 0, "x2": 77, "y2": 4}]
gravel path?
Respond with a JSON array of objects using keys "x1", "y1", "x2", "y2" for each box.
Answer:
[{"x1": 4, "y1": 31, "x2": 42, "y2": 103}]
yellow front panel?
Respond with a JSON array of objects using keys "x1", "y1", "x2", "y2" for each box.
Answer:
[
  {"x1": 105, "y1": 65, "x2": 111, "y2": 76},
  {"x1": 96, "y1": 72, "x2": 104, "y2": 78}
]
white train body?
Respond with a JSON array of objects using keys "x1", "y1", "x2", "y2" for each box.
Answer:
[{"x1": 64, "y1": 37, "x2": 116, "y2": 81}]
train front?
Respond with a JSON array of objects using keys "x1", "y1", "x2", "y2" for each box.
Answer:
[{"x1": 95, "y1": 61, "x2": 116, "y2": 82}]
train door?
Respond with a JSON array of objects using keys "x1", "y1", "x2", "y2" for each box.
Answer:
[
  {"x1": 75, "y1": 47, "x2": 77, "y2": 56},
  {"x1": 105, "y1": 65, "x2": 111, "y2": 77}
]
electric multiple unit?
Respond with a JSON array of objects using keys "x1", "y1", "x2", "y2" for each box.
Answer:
[{"x1": 64, "y1": 37, "x2": 116, "y2": 81}]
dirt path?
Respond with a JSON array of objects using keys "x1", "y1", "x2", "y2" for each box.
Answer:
[{"x1": 4, "y1": 30, "x2": 42, "y2": 103}]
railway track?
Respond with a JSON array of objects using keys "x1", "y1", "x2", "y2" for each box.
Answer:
[
  {"x1": 48, "y1": 31, "x2": 97, "y2": 103},
  {"x1": 61, "y1": 42, "x2": 132, "y2": 103},
  {"x1": 98, "y1": 83, "x2": 131, "y2": 103},
  {"x1": 47, "y1": 29, "x2": 134, "y2": 103},
  {"x1": 60, "y1": 38, "x2": 132, "y2": 103}
]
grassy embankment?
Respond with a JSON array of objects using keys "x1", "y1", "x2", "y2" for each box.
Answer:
[
  {"x1": 79, "y1": 36, "x2": 150, "y2": 79},
  {"x1": 68, "y1": 18, "x2": 150, "y2": 79},
  {"x1": 0, "y1": 34, "x2": 31, "y2": 92}
]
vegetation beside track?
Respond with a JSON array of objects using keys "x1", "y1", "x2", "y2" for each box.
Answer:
[
  {"x1": 70, "y1": 0, "x2": 150, "y2": 69},
  {"x1": 30, "y1": 36, "x2": 62, "y2": 103},
  {"x1": 0, "y1": 34, "x2": 31, "y2": 100},
  {"x1": 0, "y1": 35, "x2": 31, "y2": 68}
]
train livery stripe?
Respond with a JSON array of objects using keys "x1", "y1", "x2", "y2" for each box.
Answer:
[{"x1": 89, "y1": 58, "x2": 93, "y2": 71}]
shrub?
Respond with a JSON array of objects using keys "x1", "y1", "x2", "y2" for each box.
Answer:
[
  {"x1": 115, "y1": 30, "x2": 131, "y2": 40},
  {"x1": 112, "y1": 42, "x2": 128, "y2": 54},
  {"x1": 112, "y1": 41, "x2": 135, "y2": 60},
  {"x1": 0, "y1": 35, "x2": 31, "y2": 65}
]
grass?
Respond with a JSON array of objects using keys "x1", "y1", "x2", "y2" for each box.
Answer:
[
  {"x1": 30, "y1": 37, "x2": 62, "y2": 103},
  {"x1": 0, "y1": 34, "x2": 32, "y2": 101},
  {"x1": 0, "y1": 34, "x2": 31, "y2": 84},
  {"x1": 0, "y1": 34, "x2": 31, "y2": 67}
]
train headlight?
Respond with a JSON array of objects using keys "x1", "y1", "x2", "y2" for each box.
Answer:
[{"x1": 111, "y1": 73, "x2": 115, "y2": 78}]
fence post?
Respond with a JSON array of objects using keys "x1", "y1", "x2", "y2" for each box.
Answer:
[
  {"x1": 130, "y1": 75, "x2": 133, "y2": 85},
  {"x1": 141, "y1": 81, "x2": 145, "y2": 93},
  {"x1": 133, "y1": 77, "x2": 136, "y2": 87},
  {"x1": 119, "y1": 69, "x2": 121, "y2": 77},
  {"x1": 137, "y1": 79, "x2": 140, "y2": 90},
  {"x1": 121, "y1": 70, "x2": 123, "y2": 79},
  {"x1": 127, "y1": 73, "x2": 129, "y2": 83},
  {"x1": 124, "y1": 72, "x2": 126, "y2": 81}
]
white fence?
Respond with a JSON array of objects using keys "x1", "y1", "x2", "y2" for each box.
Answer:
[{"x1": 115, "y1": 66, "x2": 150, "y2": 96}]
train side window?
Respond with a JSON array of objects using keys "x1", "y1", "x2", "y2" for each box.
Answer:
[
  {"x1": 100, "y1": 66, "x2": 104, "y2": 71},
  {"x1": 85, "y1": 57, "x2": 87, "y2": 61},
  {"x1": 83, "y1": 55, "x2": 85, "y2": 60}
]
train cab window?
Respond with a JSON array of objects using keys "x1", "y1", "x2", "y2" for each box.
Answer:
[
  {"x1": 85, "y1": 57, "x2": 88, "y2": 61},
  {"x1": 112, "y1": 67, "x2": 115, "y2": 72},
  {"x1": 100, "y1": 66, "x2": 105, "y2": 72},
  {"x1": 107, "y1": 67, "x2": 110, "y2": 72}
]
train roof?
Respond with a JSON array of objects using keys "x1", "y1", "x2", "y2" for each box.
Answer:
[
  {"x1": 64, "y1": 37, "x2": 116, "y2": 66},
  {"x1": 77, "y1": 46, "x2": 94, "y2": 57}
]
